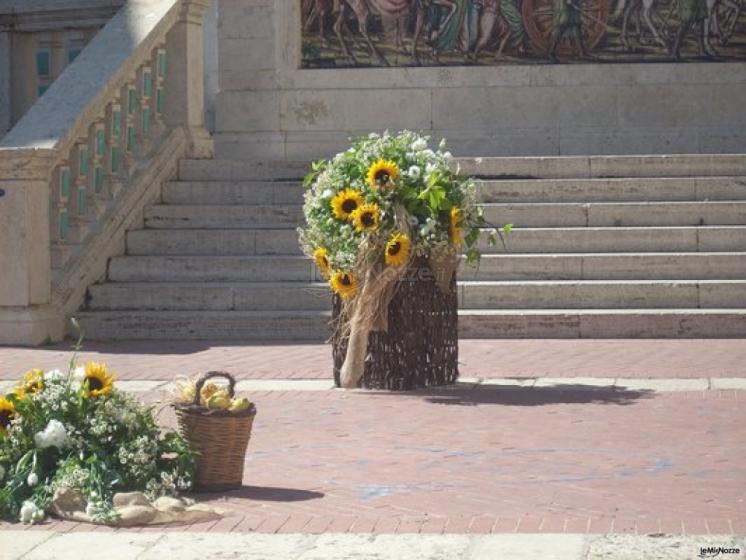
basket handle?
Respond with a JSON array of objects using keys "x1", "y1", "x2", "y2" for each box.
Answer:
[{"x1": 193, "y1": 371, "x2": 236, "y2": 405}]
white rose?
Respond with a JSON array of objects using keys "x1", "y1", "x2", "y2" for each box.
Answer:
[
  {"x1": 421, "y1": 149, "x2": 436, "y2": 160},
  {"x1": 443, "y1": 151, "x2": 453, "y2": 161},
  {"x1": 411, "y1": 138, "x2": 427, "y2": 152},
  {"x1": 27, "y1": 472, "x2": 39, "y2": 487},
  {"x1": 19, "y1": 500, "x2": 43, "y2": 524},
  {"x1": 407, "y1": 166, "x2": 421, "y2": 180},
  {"x1": 34, "y1": 419, "x2": 69, "y2": 449},
  {"x1": 321, "y1": 189, "x2": 334, "y2": 199},
  {"x1": 73, "y1": 366, "x2": 85, "y2": 381}
]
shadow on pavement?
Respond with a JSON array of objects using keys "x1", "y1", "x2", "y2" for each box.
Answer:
[
  {"x1": 27, "y1": 338, "x2": 326, "y2": 355},
  {"x1": 418, "y1": 384, "x2": 656, "y2": 406},
  {"x1": 211, "y1": 486, "x2": 325, "y2": 502}
]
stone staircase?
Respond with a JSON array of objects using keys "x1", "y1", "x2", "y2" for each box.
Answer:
[{"x1": 74, "y1": 155, "x2": 746, "y2": 340}]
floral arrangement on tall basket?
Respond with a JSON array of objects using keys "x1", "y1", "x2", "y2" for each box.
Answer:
[{"x1": 299, "y1": 131, "x2": 510, "y2": 390}]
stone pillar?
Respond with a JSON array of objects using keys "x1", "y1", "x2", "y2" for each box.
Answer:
[
  {"x1": 0, "y1": 32, "x2": 10, "y2": 138},
  {"x1": 165, "y1": 0, "x2": 214, "y2": 158},
  {"x1": 0, "y1": 151, "x2": 63, "y2": 344}
]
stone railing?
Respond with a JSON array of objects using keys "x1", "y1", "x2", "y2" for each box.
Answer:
[{"x1": 0, "y1": 0, "x2": 212, "y2": 345}]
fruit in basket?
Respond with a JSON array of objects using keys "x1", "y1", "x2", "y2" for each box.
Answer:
[
  {"x1": 229, "y1": 398, "x2": 251, "y2": 413},
  {"x1": 205, "y1": 390, "x2": 231, "y2": 410},
  {"x1": 199, "y1": 383, "x2": 222, "y2": 406}
]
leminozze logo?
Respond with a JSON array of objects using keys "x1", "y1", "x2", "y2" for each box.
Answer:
[{"x1": 699, "y1": 546, "x2": 741, "y2": 558}]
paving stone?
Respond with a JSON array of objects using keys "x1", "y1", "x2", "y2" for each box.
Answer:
[{"x1": 585, "y1": 533, "x2": 745, "y2": 560}]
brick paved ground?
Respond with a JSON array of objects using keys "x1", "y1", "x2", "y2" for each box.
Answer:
[
  {"x1": 1, "y1": 339, "x2": 746, "y2": 380},
  {"x1": 2, "y1": 385, "x2": 744, "y2": 535}
]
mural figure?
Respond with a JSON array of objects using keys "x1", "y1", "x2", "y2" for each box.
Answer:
[{"x1": 300, "y1": 0, "x2": 746, "y2": 66}]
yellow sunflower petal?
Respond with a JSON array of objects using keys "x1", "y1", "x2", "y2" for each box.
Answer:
[
  {"x1": 330, "y1": 271, "x2": 358, "y2": 299},
  {"x1": 385, "y1": 233, "x2": 411, "y2": 267},
  {"x1": 450, "y1": 207, "x2": 463, "y2": 246},
  {"x1": 351, "y1": 203, "x2": 381, "y2": 233},
  {"x1": 0, "y1": 397, "x2": 16, "y2": 436},
  {"x1": 83, "y1": 362, "x2": 116, "y2": 397},
  {"x1": 313, "y1": 248, "x2": 332, "y2": 278},
  {"x1": 331, "y1": 189, "x2": 364, "y2": 221},
  {"x1": 367, "y1": 160, "x2": 400, "y2": 191}
]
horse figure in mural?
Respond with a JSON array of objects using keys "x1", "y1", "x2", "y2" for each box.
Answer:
[
  {"x1": 614, "y1": 0, "x2": 667, "y2": 50},
  {"x1": 308, "y1": 0, "x2": 460, "y2": 66}
]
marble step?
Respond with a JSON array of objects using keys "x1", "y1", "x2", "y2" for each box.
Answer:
[
  {"x1": 142, "y1": 201, "x2": 746, "y2": 229},
  {"x1": 107, "y1": 253, "x2": 746, "y2": 282},
  {"x1": 87, "y1": 280, "x2": 746, "y2": 311},
  {"x1": 162, "y1": 176, "x2": 746, "y2": 206},
  {"x1": 73, "y1": 308, "x2": 746, "y2": 340},
  {"x1": 178, "y1": 154, "x2": 746, "y2": 182}
]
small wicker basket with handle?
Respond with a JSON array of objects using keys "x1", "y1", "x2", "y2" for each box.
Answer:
[{"x1": 174, "y1": 371, "x2": 256, "y2": 492}]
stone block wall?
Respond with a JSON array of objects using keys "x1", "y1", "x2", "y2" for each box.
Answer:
[{"x1": 214, "y1": 0, "x2": 746, "y2": 159}]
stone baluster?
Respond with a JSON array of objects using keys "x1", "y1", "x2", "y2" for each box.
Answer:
[
  {"x1": 50, "y1": 164, "x2": 72, "y2": 269},
  {"x1": 153, "y1": 46, "x2": 167, "y2": 134},
  {"x1": 107, "y1": 101, "x2": 124, "y2": 198},
  {"x1": 123, "y1": 82, "x2": 137, "y2": 169},
  {"x1": 136, "y1": 64, "x2": 154, "y2": 153},
  {"x1": 90, "y1": 119, "x2": 108, "y2": 214},
  {"x1": 68, "y1": 141, "x2": 91, "y2": 245}
]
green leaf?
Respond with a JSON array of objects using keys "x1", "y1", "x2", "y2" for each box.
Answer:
[{"x1": 502, "y1": 223, "x2": 513, "y2": 235}]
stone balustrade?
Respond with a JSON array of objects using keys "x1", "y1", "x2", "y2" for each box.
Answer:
[{"x1": 0, "y1": 0, "x2": 213, "y2": 344}]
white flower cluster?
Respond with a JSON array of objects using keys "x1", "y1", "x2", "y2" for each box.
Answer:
[
  {"x1": 145, "y1": 469, "x2": 191, "y2": 500},
  {"x1": 19, "y1": 500, "x2": 44, "y2": 524},
  {"x1": 34, "y1": 419, "x2": 69, "y2": 449}
]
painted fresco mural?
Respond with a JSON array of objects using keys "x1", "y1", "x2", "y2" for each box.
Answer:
[{"x1": 300, "y1": 0, "x2": 746, "y2": 66}]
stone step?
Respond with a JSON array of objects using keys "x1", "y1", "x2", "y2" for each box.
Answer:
[
  {"x1": 477, "y1": 176, "x2": 746, "y2": 203},
  {"x1": 178, "y1": 155, "x2": 746, "y2": 182},
  {"x1": 483, "y1": 201, "x2": 746, "y2": 227},
  {"x1": 87, "y1": 282, "x2": 331, "y2": 311},
  {"x1": 461, "y1": 253, "x2": 746, "y2": 281},
  {"x1": 162, "y1": 181, "x2": 303, "y2": 205},
  {"x1": 163, "y1": 176, "x2": 746, "y2": 206},
  {"x1": 126, "y1": 226, "x2": 746, "y2": 256},
  {"x1": 73, "y1": 308, "x2": 746, "y2": 340},
  {"x1": 72, "y1": 310, "x2": 331, "y2": 341},
  {"x1": 458, "y1": 309, "x2": 746, "y2": 338},
  {"x1": 460, "y1": 280, "x2": 746, "y2": 309},
  {"x1": 87, "y1": 280, "x2": 746, "y2": 311},
  {"x1": 108, "y1": 253, "x2": 746, "y2": 283},
  {"x1": 127, "y1": 228, "x2": 301, "y2": 255},
  {"x1": 457, "y1": 154, "x2": 746, "y2": 179},
  {"x1": 143, "y1": 201, "x2": 746, "y2": 230},
  {"x1": 143, "y1": 204, "x2": 304, "y2": 229}
]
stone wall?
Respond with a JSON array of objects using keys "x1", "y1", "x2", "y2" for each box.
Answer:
[{"x1": 214, "y1": 0, "x2": 746, "y2": 159}]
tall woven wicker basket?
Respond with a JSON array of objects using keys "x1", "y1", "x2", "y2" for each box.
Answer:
[
  {"x1": 332, "y1": 255, "x2": 459, "y2": 390},
  {"x1": 174, "y1": 372, "x2": 256, "y2": 492}
]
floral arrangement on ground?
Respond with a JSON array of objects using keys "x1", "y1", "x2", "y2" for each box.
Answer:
[
  {"x1": 299, "y1": 131, "x2": 511, "y2": 387},
  {"x1": 0, "y1": 337, "x2": 195, "y2": 524}
]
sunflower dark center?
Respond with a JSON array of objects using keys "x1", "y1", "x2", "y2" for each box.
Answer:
[
  {"x1": 340, "y1": 275, "x2": 352, "y2": 286},
  {"x1": 26, "y1": 381, "x2": 43, "y2": 393},
  {"x1": 0, "y1": 410, "x2": 12, "y2": 428},
  {"x1": 342, "y1": 199, "x2": 358, "y2": 213},
  {"x1": 375, "y1": 170, "x2": 390, "y2": 184},
  {"x1": 388, "y1": 242, "x2": 401, "y2": 256},
  {"x1": 86, "y1": 376, "x2": 104, "y2": 391},
  {"x1": 360, "y1": 212, "x2": 375, "y2": 227}
]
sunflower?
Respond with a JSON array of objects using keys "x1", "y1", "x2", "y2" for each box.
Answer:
[
  {"x1": 331, "y1": 189, "x2": 364, "y2": 221},
  {"x1": 82, "y1": 362, "x2": 116, "y2": 398},
  {"x1": 351, "y1": 203, "x2": 380, "y2": 233},
  {"x1": 385, "y1": 233, "x2": 411, "y2": 267},
  {"x1": 313, "y1": 247, "x2": 331, "y2": 278},
  {"x1": 367, "y1": 160, "x2": 399, "y2": 190},
  {"x1": 21, "y1": 369, "x2": 44, "y2": 396},
  {"x1": 450, "y1": 207, "x2": 463, "y2": 246},
  {"x1": 0, "y1": 397, "x2": 16, "y2": 436},
  {"x1": 330, "y1": 271, "x2": 358, "y2": 299}
]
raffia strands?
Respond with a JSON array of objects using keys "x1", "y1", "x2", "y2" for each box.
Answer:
[
  {"x1": 337, "y1": 206, "x2": 414, "y2": 388},
  {"x1": 333, "y1": 254, "x2": 459, "y2": 391}
]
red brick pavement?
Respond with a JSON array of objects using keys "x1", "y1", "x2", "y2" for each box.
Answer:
[
  {"x1": 3, "y1": 386, "x2": 744, "y2": 534},
  {"x1": 1, "y1": 339, "x2": 745, "y2": 380}
]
